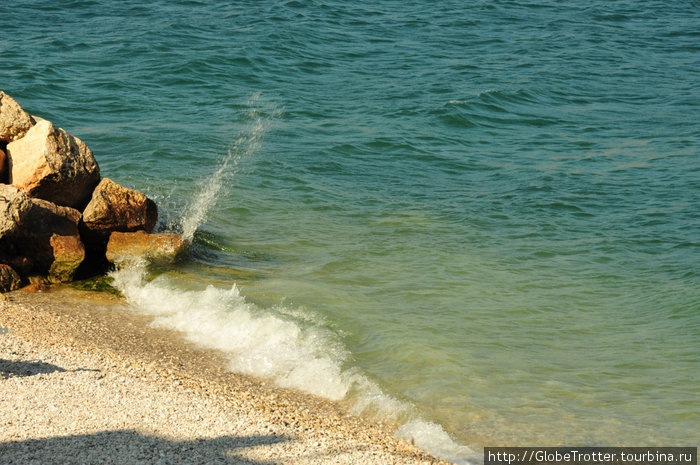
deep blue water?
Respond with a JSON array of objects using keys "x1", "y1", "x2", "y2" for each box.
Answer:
[{"x1": 2, "y1": 1, "x2": 698, "y2": 462}]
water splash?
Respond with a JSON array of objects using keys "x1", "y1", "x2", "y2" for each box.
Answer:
[
  {"x1": 112, "y1": 92, "x2": 477, "y2": 463},
  {"x1": 180, "y1": 92, "x2": 280, "y2": 242}
]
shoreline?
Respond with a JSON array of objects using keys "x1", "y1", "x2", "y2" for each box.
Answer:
[{"x1": 0, "y1": 286, "x2": 450, "y2": 464}]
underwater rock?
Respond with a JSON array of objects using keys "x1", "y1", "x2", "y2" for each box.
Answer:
[
  {"x1": 0, "y1": 91, "x2": 35, "y2": 142},
  {"x1": 81, "y1": 178, "x2": 157, "y2": 244},
  {"x1": 7, "y1": 119, "x2": 100, "y2": 209},
  {"x1": 106, "y1": 231, "x2": 184, "y2": 265}
]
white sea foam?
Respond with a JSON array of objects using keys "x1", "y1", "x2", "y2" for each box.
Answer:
[
  {"x1": 110, "y1": 263, "x2": 351, "y2": 400},
  {"x1": 397, "y1": 421, "x2": 478, "y2": 465},
  {"x1": 110, "y1": 263, "x2": 478, "y2": 465}
]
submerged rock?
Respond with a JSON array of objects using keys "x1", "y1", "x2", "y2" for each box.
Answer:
[
  {"x1": 0, "y1": 263, "x2": 22, "y2": 292},
  {"x1": 0, "y1": 91, "x2": 35, "y2": 142},
  {"x1": 81, "y1": 178, "x2": 157, "y2": 244},
  {"x1": 6, "y1": 119, "x2": 100, "y2": 209},
  {"x1": 106, "y1": 231, "x2": 185, "y2": 264}
]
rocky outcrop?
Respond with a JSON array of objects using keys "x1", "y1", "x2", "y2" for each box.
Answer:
[
  {"x1": 3, "y1": 197, "x2": 85, "y2": 283},
  {"x1": 0, "y1": 264, "x2": 21, "y2": 292},
  {"x1": 0, "y1": 146, "x2": 7, "y2": 183},
  {"x1": 81, "y1": 178, "x2": 158, "y2": 244},
  {"x1": 7, "y1": 119, "x2": 100, "y2": 209},
  {"x1": 23, "y1": 275, "x2": 49, "y2": 293},
  {"x1": 47, "y1": 233, "x2": 85, "y2": 283},
  {"x1": 106, "y1": 231, "x2": 185, "y2": 264},
  {"x1": 0, "y1": 184, "x2": 32, "y2": 238},
  {"x1": 0, "y1": 90, "x2": 169, "y2": 290},
  {"x1": 0, "y1": 91, "x2": 35, "y2": 142}
]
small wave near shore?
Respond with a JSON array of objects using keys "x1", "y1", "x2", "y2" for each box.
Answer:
[
  {"x1": 109, "y1": 251, "x2": 477, "y2": 465},
  {"x1": 108, "y1": 94, "x2": 477, "y2": 463}
]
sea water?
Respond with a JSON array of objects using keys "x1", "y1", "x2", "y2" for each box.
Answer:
[{"x1": 2, "y1": 1, "x2": 698, "y2": 463}]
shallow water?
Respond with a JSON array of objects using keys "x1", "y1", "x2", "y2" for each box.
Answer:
[{"x1": 2, "y1": 1, "x2": 699, "y2": 462}]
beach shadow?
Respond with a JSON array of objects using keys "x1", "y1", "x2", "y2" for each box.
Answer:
[
  {"x1": 0, "y1": 358, "x2": 68, "y2": 379},
  {"x1": 0, "y1": 430, "x2": 288, "y2": 464},
  {"x1": 0, "y1": 358, "x2": 100, "y2": 379}
]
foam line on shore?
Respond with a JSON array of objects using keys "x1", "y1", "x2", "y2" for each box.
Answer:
[
  {"x1": 1, "y1": 287, "x2": 447, "y2": 464},
  {"x1": 109, "y1": 263, "x2": 477, "y2": 465}
]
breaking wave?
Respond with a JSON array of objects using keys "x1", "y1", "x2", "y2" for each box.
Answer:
[{"x1": 109, "y1": 261, "x2": 476, "y2": 465}]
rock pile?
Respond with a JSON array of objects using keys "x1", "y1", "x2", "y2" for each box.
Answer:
[{"x1": 0, "y1": 91, "x2": 184, "y2": 292}]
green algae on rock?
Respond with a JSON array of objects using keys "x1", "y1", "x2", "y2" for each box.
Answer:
[{"x1": 70, "y1": 275, "x2": 121, "y2": 296}]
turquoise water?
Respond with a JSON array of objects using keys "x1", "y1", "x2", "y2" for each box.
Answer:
[{"x1": 2, "y1": 1, "x2": 698, "y2": 461}]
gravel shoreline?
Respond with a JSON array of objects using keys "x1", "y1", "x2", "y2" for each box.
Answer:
[{"x1": 0, "y1": 286, "x2": 450, "y2": 465}]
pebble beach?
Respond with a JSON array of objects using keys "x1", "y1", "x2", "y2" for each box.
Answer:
[{"x1": 0, "y1": 287, "x2": 449, "y2": 465}]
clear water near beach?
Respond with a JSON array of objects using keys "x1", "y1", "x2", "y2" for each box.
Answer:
[{"x1": 2, "y1": 1, "x2": 698, "y2": 463}]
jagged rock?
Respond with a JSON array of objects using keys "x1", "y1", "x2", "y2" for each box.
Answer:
[
  {"x1": 0, "y1": 146, "x2": 7, "y2": 183},
  {"x1": 47, "y1": 233, "x2": 85, "y2": 283},
  {"x1": 0, "y1": 91, "x2": 35, "y2": 142},
  {"x1": 6, "y1": 119, "x2": 100, "y2": 209},
  {"x1": 0, "y1": 263, "x2": 21, "y2": 292},
  {"x1": 23, "y1": 275, "x2": 49, "y2": 293},
  {"x1": 0, "y1": 184, "x2": 32, "y2": 239},
  {"x1": 25, "y1": 198, "x2": 85, "y2": 283},
  {"x1": 81, "y1": 178, "x2": 157, "y2": 244},
  {"x1": 106, "y1": 231, "x2": 185, "y2": 264},
  {"x1": 1, "y1": 195, "x2": 85, "y2": 283}
]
